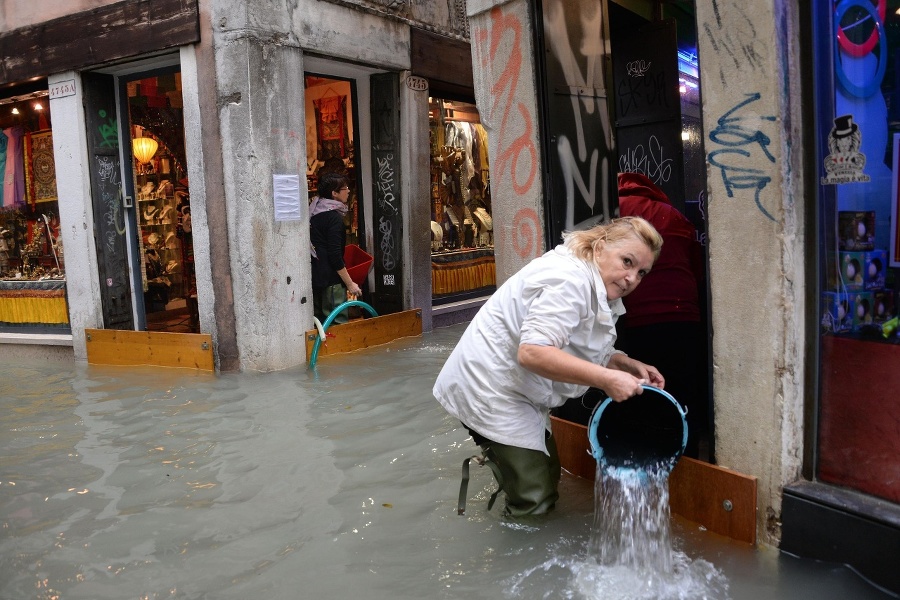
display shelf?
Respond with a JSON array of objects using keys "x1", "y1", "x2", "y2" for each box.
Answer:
[{"x1": 134, "y1": 155, "x2": 190, "y2": 308}]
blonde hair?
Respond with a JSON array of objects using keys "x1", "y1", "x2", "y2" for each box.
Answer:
[{"x1": 562, "y1": 216, "x2": 663, "y2": 262}]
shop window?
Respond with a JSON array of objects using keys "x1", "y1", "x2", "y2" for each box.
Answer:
[
  {"x1": 0, "y1": 87, "x2": 69, "y2": 333},
  {"x1": 813, "y1": 2, "x2": 900, "y2": 504},
  {"x1": 429, "y1": 97, "x2": 496, "y2": 303}
]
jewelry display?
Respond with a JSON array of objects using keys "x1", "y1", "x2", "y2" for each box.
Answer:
[
  {"x1": 143, "y1": 206, "x2": 160, "y2": 224},
  {"x1": 159, "y1": 204, "x2": 175, "y2": 224},
  {"x1": 429, "y1": 97, "x2": 496, "y2": 300}
]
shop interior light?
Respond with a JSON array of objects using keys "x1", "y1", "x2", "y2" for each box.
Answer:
[
  {"x1": 11, "y1": 107, "x2": 20, "y2": 115},
  {"x1": 132, "y1": 137, "x2": 159, "y2": 164},
  {"x1": 34, "y1": 103, "x2": 43, "y2": 111}
]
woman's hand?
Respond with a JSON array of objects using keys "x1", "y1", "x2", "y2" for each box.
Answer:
[
  {"x1": 337, "y1": 267, "x2": 362, "y2": 297},
  {"x1": 601, "y1": 369, "x2": 649, "y2": 402},
  {"x1": 607, "y1": 353, "x2": 666, "y2": 389}
]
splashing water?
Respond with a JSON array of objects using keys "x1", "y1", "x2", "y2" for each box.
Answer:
[
  {"x1": 590, "y1": 465, "x2": 674, "y2": 571},
  {"x1": 578, "y1": 464, "x2": 729, "y2": 598},
  {"x1": 506, "y1": 464, "x2": 730, "y2": 599}
]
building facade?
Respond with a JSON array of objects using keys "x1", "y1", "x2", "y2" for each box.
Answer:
[
  {"x1": 1, "y1": 0, "x2": 491, "y2": 372},
  {"x1": 2, "y1": 0, "x2": 898, "y2": 591}
]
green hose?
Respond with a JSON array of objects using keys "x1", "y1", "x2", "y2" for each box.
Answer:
[{"x1": 309, "y1": 300, "x2": 378, "y2": 367}]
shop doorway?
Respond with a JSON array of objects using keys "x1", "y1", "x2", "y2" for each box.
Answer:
[
  {"x1": 120, "y1": 67, "x2": 198, "y2": 333},
  {"x1": 303, "y1": 72, "x2": 367, "y2": 298}
]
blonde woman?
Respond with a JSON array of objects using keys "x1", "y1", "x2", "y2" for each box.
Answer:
[{"x1": 434, "y1": 217, "x2": 665, "y2": 517}]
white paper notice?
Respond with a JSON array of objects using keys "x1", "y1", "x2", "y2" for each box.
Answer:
[{"x1": 272, "y1": 174, "x2": 304, "y2": 222}]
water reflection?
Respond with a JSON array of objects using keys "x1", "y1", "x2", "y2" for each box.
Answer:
[{"x1": 0, "y1": 324, "x2": 893, "y2": 599}]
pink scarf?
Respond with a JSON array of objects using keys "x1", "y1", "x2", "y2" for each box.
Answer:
[{"x1": 309, "y1": 196, "x2": 348, "y2": 217}]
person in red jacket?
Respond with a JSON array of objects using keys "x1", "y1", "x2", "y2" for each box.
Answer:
[{"x1": 616, "y1": 172, "x2": 709, "y2": 459}]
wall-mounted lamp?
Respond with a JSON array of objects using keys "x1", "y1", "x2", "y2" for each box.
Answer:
[{"x1": 132, "y1": 137, "x2": 159, "y2": 164}]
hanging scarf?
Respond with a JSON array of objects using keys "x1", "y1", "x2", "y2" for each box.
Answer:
[{"x1": 309, "y1": 196, "x2": 348, "y2": 258}]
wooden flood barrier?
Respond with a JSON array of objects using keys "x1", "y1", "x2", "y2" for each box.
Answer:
[
  {"x1": 551, "y1": 415, "x2": 758, "y2": 545},
  {"x1": 305, "y1": 308, "x2": 422, "y2": 361},
  {"x1": 85, "y1": 328, "x2": 215, "y2": 371}
]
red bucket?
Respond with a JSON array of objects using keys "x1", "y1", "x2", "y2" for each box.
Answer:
[{"x1": 344, "y1": 244, "x2": 374, "y2": 286}]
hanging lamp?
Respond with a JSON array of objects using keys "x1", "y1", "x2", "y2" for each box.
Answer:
[{"x1": 132, "y1": 137, "x2": 159, "y2": 164}]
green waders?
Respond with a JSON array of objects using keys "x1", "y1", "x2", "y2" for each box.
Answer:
[
  {"x1": 314, "y1": 283, "x2": 349, "y2": 325},
  {"x1": 458, "y1": 433, "x2": 561, "y2": 518}
]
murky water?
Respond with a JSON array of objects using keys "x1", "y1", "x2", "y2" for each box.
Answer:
[{"x1": 0, "y1": 323, "x2": 894, "y2": 599}]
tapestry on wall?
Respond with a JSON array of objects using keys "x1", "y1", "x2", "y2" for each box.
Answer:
[
  {"x1": 314, "y1": 94, "x2": 349, "y2": 161},
  {"x1": 24, "y1": 130, "x2": 58, "y2": 207}
]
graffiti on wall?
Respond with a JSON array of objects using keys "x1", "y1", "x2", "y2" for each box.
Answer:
[
  {"x1": 376, "y1": 153, "x2": 398, "y2": 273},
  {"x1": 618, "y1": 134, "x2": 674, "y2": 185},
  {"x1": 369, "y1": 71, "x2": 403, "y2": 309},
  {"x1": 700, "y1": 5, "x2": 780, "y2": 222},
  {"x1": 543, "y1": 0, "x2": 614, "y2": 232},
  {"x1": 95, "y1": 155, "x2": 126, "y2": 252},
  {"x1": 473, "y1": 7, "x2": 542, "y2": 259},
  {"x1": 707, "y1": 92, "x2": 778, "y2": 221},
  {"x1": 97, "y1": 109, "x2": 118, "y2": 149},
  {"x1": 374, "y1": 150, "x2": 400, "y2": 275}
]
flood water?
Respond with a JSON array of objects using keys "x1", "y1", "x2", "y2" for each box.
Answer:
[{"x1": 1, "y1": 323, "x2": 895, "y2": 600}]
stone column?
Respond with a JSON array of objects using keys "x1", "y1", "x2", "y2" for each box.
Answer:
[
  {"x1": 694, "y1": 0, "x2": 806, "y2": 544},
  {"x1": 47, "y1": 71, "x2": 104, "y2": 361},
  {"x1": 466, "y1": 0, "x2": 546, "y2": 282},
  {"x1": 212, "y1": 28, "x2": 310, "y2": 371},
  {"x1": 400, "y1": 70, "x2": 434, "y2": 331}
]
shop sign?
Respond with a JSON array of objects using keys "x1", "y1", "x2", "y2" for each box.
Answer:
[{"x1": 49, "y1": 79, "x2": 77, "y2": 100}]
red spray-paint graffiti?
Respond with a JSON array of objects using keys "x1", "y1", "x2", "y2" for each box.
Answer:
[
  {"x1": 512, "y1": 208, "x2": 542, "y2": 258},
  {"x1": 473, "y1": 7, "x2": 541, "y2": 258}
]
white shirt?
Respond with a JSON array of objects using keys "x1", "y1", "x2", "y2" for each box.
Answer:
[{"x1": 433, "y1": 245, "x2": 625, "y2": 454}]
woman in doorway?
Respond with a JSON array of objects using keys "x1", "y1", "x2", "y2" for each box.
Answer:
[
  {"x1": 434, "y1": 217, "x2": 665, "y2": 517},
  {"x1": 309, "y1": 171, "x2": 362, "y2": 325}
]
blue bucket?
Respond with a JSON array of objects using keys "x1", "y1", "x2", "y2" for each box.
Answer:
[{"x1": 588, "y1": 385, "x2": 688, "y2": 473}]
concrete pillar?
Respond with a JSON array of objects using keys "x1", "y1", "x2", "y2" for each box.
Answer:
[
  {"x1": 213, "y1": 31, "x2": 310, "y2": 372},
  {"x1": 179, "y1": 46, "x2": 218, "y2": 356},
  {"x1": 400, "y1": 70, "x2": 434, "y2": 331},
  {"x1": 466, "y1": 0, "x2": 546, "y2": 283},
  {"x1": 694, "y1": 0, "x2": 806, "y2": 544},
  {"x1": 48, "y1": 71, "x2": 104, "y2": 361}
]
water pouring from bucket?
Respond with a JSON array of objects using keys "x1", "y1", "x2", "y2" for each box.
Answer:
[
  {"x1": 587, "y1": 385, "x2": 688, "y2": 572},
  {"x1": 588, "y1": 385, "x2": 688, "y2": 477}
]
